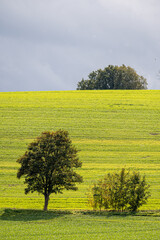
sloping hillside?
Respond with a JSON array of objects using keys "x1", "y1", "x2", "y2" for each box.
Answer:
[{"x1": 0, "y1": 90, "x2": 160, "y2": 210}]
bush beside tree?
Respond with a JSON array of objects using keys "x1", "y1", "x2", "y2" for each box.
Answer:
[{"x1": 88, "y1": 168, "x2": 150, "y2": 212}]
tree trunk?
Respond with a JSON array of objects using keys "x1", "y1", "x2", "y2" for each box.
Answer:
[{"x1": 43, "y1": 194, "x2": 49, "y2": 211}]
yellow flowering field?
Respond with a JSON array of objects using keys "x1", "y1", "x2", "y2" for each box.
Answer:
[{"x1": 0, "y1": 90, "x2": 160, "y2": 210}]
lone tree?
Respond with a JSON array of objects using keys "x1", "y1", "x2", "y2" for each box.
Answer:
[
  {"x1": 77, "y1": 65, "x2": 148, "y2": 90},
  {"x1": 17, "y1": 130, "x2": 83, "y2": 211}
]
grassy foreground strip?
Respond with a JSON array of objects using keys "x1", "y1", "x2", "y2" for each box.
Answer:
[
  {"x1": 0, "y1": 90, "x2": 160, "y2": 210},
  {"x1": 0, "y1": 209, "x2": 160, "y2": 240}
]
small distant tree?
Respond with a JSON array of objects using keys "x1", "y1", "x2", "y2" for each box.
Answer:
[
  {"x1": 77, "y1": 65, "x2": 148, "y2": 90},
  {"x1": 88, "y1": 169, "x2": 150, "y2": 212},
  {"x1": 17, "y1": 130, "x2": 83, "y2": 211},
  {"x1": 104, "y1": 169, "x2": 130, "y2": 211},
  {"x1": 88, "y1": 180, "x2": 104, "y2": 211},
  {"x1": 127, "y1": 172, "x2": 151, "y2": 212}
]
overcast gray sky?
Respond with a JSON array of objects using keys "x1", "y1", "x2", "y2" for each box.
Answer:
[{"x1": 0, "y1": 0, "x2": 160, "y2": 91}]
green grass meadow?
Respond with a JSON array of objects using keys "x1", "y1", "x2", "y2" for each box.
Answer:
[
  {"x1": 0, "y1": 209, "x2": 160, "y2": 240},
  {"x1": 0, "y1": 90, "x2": 160, "y2": 239}
]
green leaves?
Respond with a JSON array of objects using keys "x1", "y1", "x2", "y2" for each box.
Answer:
[
  {"x1": 77, "y1": 65, "x2": 148, "y2": 90},
  {"x1": 17, "y1": 130, "x2": 83, "y2": 210},
  {"x1": 127, "y1": 173, "x2": 151, "y2": 212},
  {"x1": 88, "y1": 168, "x2": 150, "y2": 212}
]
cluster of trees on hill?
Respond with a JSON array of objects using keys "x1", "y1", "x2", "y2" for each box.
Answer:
[
  {"x1": 17, "y1": 130, "x2": 150, "y2": 212},
  {"x1": 77, "y1": 65, "x2": 148, "y2": 90}
]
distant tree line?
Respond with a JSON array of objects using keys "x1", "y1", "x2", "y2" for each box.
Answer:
[{"x1": 77, "y1": 65, "x2": 148, "y2": 90}]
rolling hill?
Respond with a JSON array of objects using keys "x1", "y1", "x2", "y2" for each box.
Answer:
[{"x1": 0, "y1": 90, "x2": 160, "y2": 210}]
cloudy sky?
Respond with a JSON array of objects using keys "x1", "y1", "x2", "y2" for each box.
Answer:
[{"x1": 0, "y1": 0, "x2": 160, "y2": 91}]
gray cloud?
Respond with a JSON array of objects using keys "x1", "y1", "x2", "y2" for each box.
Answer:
[{"x1": 0, "y1": 0, "x2": 160, "y2": 91}]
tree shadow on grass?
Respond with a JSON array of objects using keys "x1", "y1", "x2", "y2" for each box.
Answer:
[
  {"x1": 0, "y1": 208, "x2": 72, "y2": 222},
  {"x1": 0, "y1": 209, "x2": 131, "y2": 222},
  {"x1": 1, "y1": 209, "x2": 159, "y2": 222},
  {"x1": 79, "y1": 210, "x2": 160, "y2": 218},
  {"x1": 79, "y1": 210, "x2": 133, "y2": 218}
]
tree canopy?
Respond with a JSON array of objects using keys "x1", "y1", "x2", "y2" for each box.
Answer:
[
  {"x1": 77, "y1": 65, "x2": 148, "y2": 90},
  {"x1": 17, "y1": 130, "x2": 83, "y2": 211}
]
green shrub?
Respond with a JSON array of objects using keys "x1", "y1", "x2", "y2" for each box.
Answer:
[{"x1": 88, "y1": 168, "x2": 150, "y2": 212}]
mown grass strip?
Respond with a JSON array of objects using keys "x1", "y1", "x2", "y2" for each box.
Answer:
[{"x1": 0, "y1": 209, "x2": 160, "y2": 240}]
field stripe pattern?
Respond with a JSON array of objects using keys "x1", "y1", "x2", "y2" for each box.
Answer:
[{"x1": 0, "y1": 90, "x2": 160, "y2": 210}]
